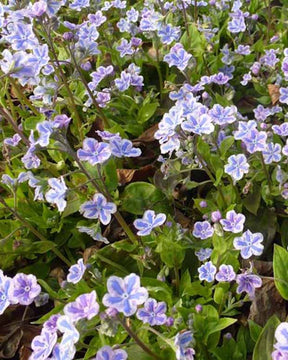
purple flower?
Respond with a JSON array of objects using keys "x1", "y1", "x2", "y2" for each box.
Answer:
[
  {"x1": 69, "y1": 0, "x2": 90, "y2": 11},
  {"x1": 164, "y1": 43, "x2": 192, "y2": 71},
  {"x1": 272, "y1": 123, "x2": 288, "y2": 137},
  {"x1": 133, "y1": 210, "x2": 166, "y2": 236},
  {"x1": 31, "y1": 0, "x2": 47, "y2": 17},
  {"x1": 209, "y1": 104, "x2": 237, "y2": 125},
  {"x1": 158, "y1": 24, "x2": 180, "y2": 44},
  {"x1": 241, "y1": 72, "x2": 252, "y2": 86},
  {"x1": 64, "y1": 291, "x2": 99, "y2": 322},
  {"x1": 234, "y1": 120, "x2": 257, "y2": 140},
  {"x1": 211, "y1": 72, "x2": 230, "y2": 85},
  {"x1": 260, "y1": 49, "x2": 279, "y2": 68},
  {"x1": 263, "y1": 143, "x2": 282, "y2": 164},
  {"x1": 235, "y1": 45, "x2": 251, "y2": 55},
  {"x1": 0, "y1": 271, "x2": 14, "y2": 315},
  {"x1": 253, "y1": 105, "x2": 271, "y2": 122},
  {"x1": 115, "y1": 71, "x2": 131, "y2": 91},
  {"x1": 228, "y1": 12, "x2": 246, "y2": 33},
  {"x1": 195, "y1": 248, "x2": 213, "y2": 261},
  {"x1": 36, "y1": 121, "x2": 54, "y2": 147},
  {"x1": 102, "y1": 273, "x2": 148, "y2": 316},
  {"x1": 181, "y1": 114, "x2": 214, "y2": 135},
  {"x1": 50, "y1": 343, "x2": 76, "y2": 360},
  {"x1": 280, "y1": 88, "x2": 288, "y2": 104},
  {"x1": 116, "y1": 39, "x2": 134, "y2": 57},
  {"x1": 198, "y1": 261, "x2": 217, "y2": 282},
  {"x1": 43, "y1": 314, "x2": 61, "y2": 333},
  {"x1": 77, "y1": 138, "x2": 111, "y2": 165},
  {"x1": 57, "y1": 315, "x2": 79, "y2": 347},
  {"x1": 220, "y1": 210, "x2": 245, "y2": 233},
  {"x1": 67, "y1": 258, "x2": 86, "y2": 284},
  {"x1": 175, "y1": 331, "x2": 193, "y2": 360},
  {"x1": 13, "y1": 273, "x2": 41, "y2": 305},
  {"x1": 80, "y1": 193, "x2": 117, "y2": 225},
  {"x1": 95, "y1": 346, "x2": 128, "y2": 360},
  {"x1": 4, "y1": 133, "x2": 21, "y2": 147},
  {"x1": 274, "y1": 323, "x2": 288, "y2": 353},
  {"x1": 110, "y1": 137, "x2": 141, "y2": 158},
  {"x1": 193, "y1": 221, "x2": 214, "y2": 240},
  {"x1": 236, "y1": 273, "x2": 262, "y2": 298},
  {"x1": 272, "y1": 350, "x2": 288, "y2": 360},
  {"x1": 224, "y1": 154, "x2": 249, "y2": 182},
  {"x1": 30, "y1": 329, "x2": 57, "y2": 360},
  {"x1": 136, "y1": 298, "x2": 167, "y2": 326},
  {"x1": 52, "y1": 115, "x2": 71, "y2": 129},
  {"x1": 233, "y1": 230, "x2": 264, "y2": 259},
  {"x1": 215, "y1": 264, "x2": 236, "y2": 282},
  {"x1": 45, "y1": 177, "x2": 67, "y2": 212}
]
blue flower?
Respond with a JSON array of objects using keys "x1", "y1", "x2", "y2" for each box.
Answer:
[
  {"x1": 195, "y1": 248, "x2": 213, "y2": 261},
  {"x1": 57, "y1": 315, "x2": 80, "y2": 347},
  {"x1": 215, "y1": 264, "x2": 236, "y2": 282},
  {"x1": 6, "y1": 23, "x2": 38, "y2": 51},
  {"x1": 0, "y1": 271, "x2": 14, "y2": 315},
  {"x1": 4, "y1": 133, "x2": 21, "y2": 147},
  {"x1": 175, "y1": 331, "x2": 194, "y2": 360},
  {"x1": 274, "y1": 323, "x2": 288, "y2": 353},
  {"x1": 77, "y1": 138, "x2": 111, "y2": 165},
  {"x1": 50, "y1": 343, "x2": 76, "y2": 360},
  {"x1": 164, "y1": 43, "x2": 192, "y2": 71},
  {"x1": 236, "y1": 273, "x2": 262, "y2": 299},
  {"x1": 220, "y1": 210, "x2": 245, "y2": 233},
  {"x1": 224, "y1": 154, "x2": 249, "y2": 182},
  {"x1": 36, "y1": 121, "x2": 54, "y2": 147},
  {"x1": 64, "y1": 291, "x2": 99, "y2": 322},
  {"x1": 253, "y1": 105, "x2": 271, "y2": 122},
  {"x1": 116, "y1": 39, "x2": 134, "y2": 57},
  {"x1": 45, "y1": 177, "x2": 67, "y2": 212},
  {"x1": 228, "y1": 12, "x2": 246, "y2": 33},
  {"x1": 158, "y1": 24, "x2": 180, "y2": 44},
  {"x1": 234, "y1": 120, "x2": 257, "y2": 140},
  {"x1": 243, "y1": 129, "x2": 267, "y2": 153},
  {"x1": 133, "y1": 210, "x2": 166, "y2": 236},
  {"x1": 95, "y1": 346, "x2": 128, "y2": 360},
  {"x1": 262, "y1": 143, "x2": 282, "y2": 164},
  {"x1": 69, "y1": 0, "x2": 90, "y2": 11},
  {"x1": 115, "y1": 71, "x2": 131, "y2": 91},
  {"x1": 110, "y1": 137, "x2": 141, "y2": 158},
  {"x1": 272, "y1": 123, "x2": 288, "y2": 137},
  {"x1": 30, "y1": 329, "x2": 57, "y2": 360},
  {"x1": 209, "y1": 104, "x2": 237, "y2": 125},
  {"x1": 12, "y1": 273, "x2": 41, "y2": 305},
  {"x1": 77, "y1": 224, "x2": 109, "y2": 244},
  {"x1": 233, "y1": 230, "x2": 264, "y2": 259},
  {"x1": 198, "y1": 261, "x2": 217, "y2": 282},
  {"x1": 181, "y1": 114, "x2": 214, "y2": 135},
  {"x1": 192, "y1": 221, "x2": 214, "y2": 240},
  {"x1": 67, "y1": 258, "x2": 87, "y2": 284},
  {"x1": 80, "y1": 193, "x2": 117, "y2": 225},
  {"x1": 102, "y1": 273, "x2": 148, "y2": 316},
  {"x1": 136, "y1": 298, "x2": 167, "y2": 326}
]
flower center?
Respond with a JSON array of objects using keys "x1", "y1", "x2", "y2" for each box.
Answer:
[
  {"x1": 24, "y1": 286, "x2": 31, "y2": 292},
  {"x1": 123, "y1": 293, "x2": 129, "y2": 299}
]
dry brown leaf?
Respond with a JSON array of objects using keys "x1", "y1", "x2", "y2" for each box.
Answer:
[
  {"x1": 268, "y1": 84, "x2": 280, "y2": 105},
  {"x1": 248, "y1": 277, "x2": 286, "y2": 326},
  {"x1": 117, "y1": 165, "x2": 156, "y2": 186},
  {"x1": 19, "y1": 345, "x2": 32, "y2": 360},
  {"x1": 133, "y1": 123, "x2": 159, "y2": 143}
]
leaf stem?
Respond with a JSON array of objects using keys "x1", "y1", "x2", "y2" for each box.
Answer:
[{"x1": 118, "y1": 316, "x2": 163, "y2": 360}]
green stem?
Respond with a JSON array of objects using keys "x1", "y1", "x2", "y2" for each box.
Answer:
[
  {"x1": 0, "y1": 107, "x2": 29, "y2": 146},
  {"x1": 66, "y1": 142, "x2": 138, "y2": 245},
  {"x1": 260, "y1": 152, "x2": 272, "y2": 193},
  {"x1": 117, "y1": 316, "x2": 163, "y2": 360},
  {"x1": 95, "y1": 253, "x2": 129, "y2": 274},
  {"x1": 0, "y1": 195, "x2": 71, "y2": 266},
  {"x1": 42, "y1": 25, "x2": 83, "y2": 138},
  {"x1": 9, "y1": 78, "x2": 40, "y2": 116},
  {"x1": 67, "y1": 44, "x2": 110, "y2": 128},
  {"x1": 174, "y1": 266, "x2": 180, "y2": 295}
]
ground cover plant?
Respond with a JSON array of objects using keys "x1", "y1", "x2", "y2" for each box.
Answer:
[{"x1": 1, "y1": 0, "x2": 288, "y2": 359}]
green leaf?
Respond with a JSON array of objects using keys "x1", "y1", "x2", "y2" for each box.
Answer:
[
  {"x1": 23, "y1": 114, "x2": 45, "y2": 130},
  {"x1": 273, "y1": 244, "x2": 288, "y2": 300},
  {"x1": 253, "y1": 315, "x2": 280, "y2": 360},
  {"x1": 243, "y1": 187, "x2": 261, "y2": 215},
  {"x1": 249, "y1": 320, "x2": 263, "y2": 343},
  {"x1": 206, "y1": 318, "x2": 237, "y2": 337},
  {"x1": 38, "y1": 279, "x2": 60, "y2": 299},
  {"x1": 121, "y1": 182, "x2": 169, "y2": 215},
  {"x1": 103, "y1": 158, "x2": 118, "y2": 192},
  {"x1": 137, "y1": 102, "x2": 159, "y2": 123},
  {"x1": 219, "y1": 136, "x2": 234, "y2": 158}
]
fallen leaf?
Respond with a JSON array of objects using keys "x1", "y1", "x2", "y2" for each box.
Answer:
[
  {"x1": 117, "y1": 165, "x2": 156, "y2": 186},
  {"x1": 133, "y1": 123, "x2": 159, "y2": 143},
  {"x1": 268, "y1": 84, "x2": 280, "y2": 105}
]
